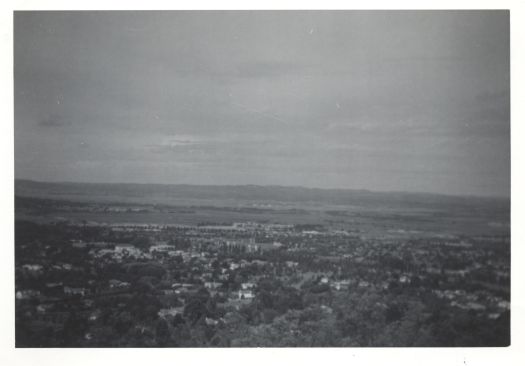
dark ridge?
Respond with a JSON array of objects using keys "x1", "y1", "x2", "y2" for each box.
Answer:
[{"x1": 15, "y1": 179, "x2": 509, "y2": 212}]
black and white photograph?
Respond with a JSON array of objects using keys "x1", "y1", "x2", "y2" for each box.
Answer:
[{"x1": 11, "y1": 8, "x2": 514, "y2": 350}]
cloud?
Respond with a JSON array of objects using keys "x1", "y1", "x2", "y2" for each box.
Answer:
[
  {"x1": 14, "y1": 11, "x2": 510, "y2": 196},
  {"x1": 147, "y1": 134, "x2": 217, "y2": 154}
]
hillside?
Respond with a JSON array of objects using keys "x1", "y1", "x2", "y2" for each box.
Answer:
[{"x1": 15, "y1": 179, "x2": 508, "y2": 212}]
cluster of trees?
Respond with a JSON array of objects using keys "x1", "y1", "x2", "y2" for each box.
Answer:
[
  {"x1": 216, "y1": 288, "x2": 510, "y2": 347},
  {"x1": 16, "y1": 281, "x2": 510, "y2": 347}
]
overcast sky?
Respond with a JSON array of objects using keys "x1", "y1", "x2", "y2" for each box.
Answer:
[{"x1": 14, "y1": 11, "x2": 510, "y2": 197}]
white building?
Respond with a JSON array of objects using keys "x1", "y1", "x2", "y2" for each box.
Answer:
[{"x1": 238, "y1": 289, "x2": 255, "y2": 300}]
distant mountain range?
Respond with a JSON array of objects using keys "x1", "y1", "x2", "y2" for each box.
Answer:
[{"x1": 15, "y1": 179, "x2": 508, "y2": 212}]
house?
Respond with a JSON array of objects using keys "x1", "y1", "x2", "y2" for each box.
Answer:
[
  {"x1": 399, "y1": 275, "x2": 411, "y2": 284},
  {"x1": 108, "y1": 279, "x2": 131, "y2": 289},
  {"x1": 72, "y1": 240, "x2": 87, "y2": 248},
  {"x1": 89, "y1": 310, "x2": 101, "y2": 321},
  {"x1": 45, "y1": 282, "x2": 63, "y2": 290},
  {"x1": 92, "y1": 249, "x2": 114, "y2": 258},
  {"x1": 168, "y1": 250, "x2": 184, "y2": 257},
  {"x1": 171, "y1": 283, "x2": 196, "y2": 294},
  {"x1": 22, "y1": 264, "x2": 43, "y2": 273},
  {"x1": 158, "y1": 307, "x2": 184, "y2": 319},
  {"x1": 451, "y1": 301, "x2": 486, "y2": 311},
  {"x1": 64, "y1": 286, "x2": 88, "y2": 297},
  {"x1": 114, "y1": 244, "x2": 143, "y2": 257},
  {"x1": 83, "y1": 299, "x2": 94, "y2": 307},
  {"x1": 238, "y1": 289, "x2": 255, "y2": 300},
  {"x1": 36, "y1": 304, "x2": 54, "y2": 314},
  {"x1": 205, "y1": 317, "x2": 219, "y2": 326},
  {"x1": 320, "y1": 305, "x2": 333, "y2": 314},
  {"x1": 466, "y1": 302, "x2": 486, "y2": 311},
  {"x1": 204, "y1": 281, "x2": 222, "y2": 290},
  {"x1": 149, "y1": 244, "x2": 176, "y2": 253},
  {"x1": 331, "y1": 280, "x2": 350, "y2": 291},
  {"x1": 16, "y1": 290, "x2": 41, "y2": 300},
  {"x1": 444, "y1": 269, "x2": 467, "y2": 277},
  {"x1": 241, "y1": 282, "x2": 255, "y2": 290}
]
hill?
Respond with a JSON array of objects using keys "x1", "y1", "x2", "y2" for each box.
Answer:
[{"x1": 15, "y1": 179, "x2": 508, "y2": 211}]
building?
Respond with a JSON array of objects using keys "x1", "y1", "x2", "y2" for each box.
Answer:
[
  {"x1": 204, "y1": 281, "x2": 222, "y2": 290},
  {"x1": 241, "y1": 282, "x2": 255, "y2": 290},
  {"x1": 64, "y1": 286, "x2": 88, "y2": 297},
  {"x1": 238, "y1": 289, "x2": 255, "y2": 300},
  {"x1": 16, "y1": 290, "x2": 41, "y2": 300},
  {"x1": 158, "y1": 306, "x2": 184, "y2": 319}
]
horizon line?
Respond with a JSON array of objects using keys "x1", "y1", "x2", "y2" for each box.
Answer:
[{"x1": 14, "y1": 177, "x2": 510, "y2": 201}]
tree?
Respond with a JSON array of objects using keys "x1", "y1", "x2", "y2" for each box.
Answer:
[
  {"x1": 155, "y1": 319, "x2": 171, "y2": 346},
  {"x1": 62, "y1": 312, "x2": 88, "y2": 346}
]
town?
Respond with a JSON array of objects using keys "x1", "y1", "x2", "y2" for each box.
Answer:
[{"x1": 15, "y1": 214, "x2": 510, "y2": 347}]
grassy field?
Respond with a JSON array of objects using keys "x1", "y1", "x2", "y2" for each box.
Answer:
[
  {"x1": 14, "y1": 179, "x2": 510, "y2": 238},
  {"x1": 15, "y1": 199, "x2": 509, "y2": 239}
]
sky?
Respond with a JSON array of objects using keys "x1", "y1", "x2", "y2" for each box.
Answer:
[{"x1": 14, "y1": 11, "x2": 510, "y2": 197}]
